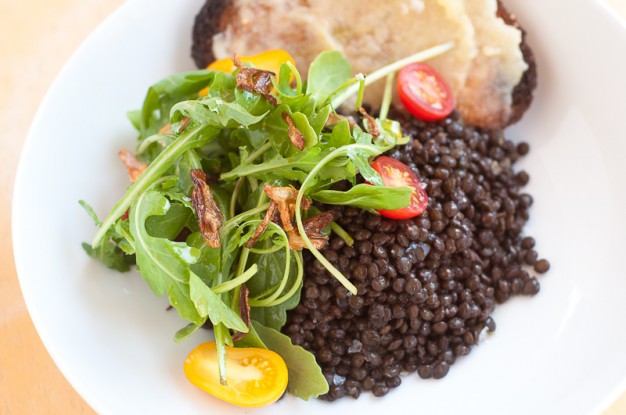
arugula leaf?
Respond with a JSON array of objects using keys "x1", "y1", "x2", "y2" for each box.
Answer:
[
  {"x1": 346, "y1": 126, "x2": 389, "y2": 186},
  {"x1": 79, "y1": 200, "x2": 102, "y2": 226},
  {"x1": 145, "y1": 202, "x2": 192, "y2": 239},
  {"x1": 306, "y1": 51, "x2": 352, "y2": 108},
  {"x1": 139, "y1": 70, "x2": 217, "y2": 139},
  {"x1": 171, "y1": 97, "x2": 268, "y2": 129},
  {"x1": 221, "y1": 147, "x2": 350, "y2": 183},
  {"x1": 92, "y1": 124, "x2": 218, "y2": 248},
  {"x1": 248, "y1": 250, "x2": 300, "y2": 330},
  {"x1": 82, "y1": 242, "x2": 133, "y2": 272},
  {"x1": 174, "y1": 322, "x2": 202, "y2": 343},
  {"x1": 289, "y1": 111, "x2": 318, "y2": 148},
  {"x1": 113, "y1": 218, "x2": 136, "y2": 255},
  {"x1": 276, "y1": 61, "x2": 302, "y2": 98},
  {"x1": 175, "y1": 150, "x2": 203, "y2": 197},
  {"x1": 320, "y1": 118, "x2": 352, "y2": 149},
  {"x1": 187, "y1": 232, "x2": 221, "y2": 286},
  {"x1": 80, "y1": 200, "x2": 134, "y2": 271},
  {"x1": 346, "y1": 145, "x2": 384, "y2": 186},
  {"x1": 253, "y1": 321, "x2": 329, "y2": 400},
  {"x1": 312, "y1": 183, "x2": 412, "y2": 210},
  {"x1": 189, "y1": 271, "x2": 248, "y2": 332},
  {"x1": 305, "y1": 101, "x2": 331, "y2": 135},
  {"x1": 234, "y1": 322, "x2": 267, "y2": 349},
  {"x1": 128, "y1": 189, "x2": 203, "y2": 325},
  {"x1": 261, "y1": 104, "x2": 319, "y2": 154},
  {"x1": 127, "y1": 109, "x2": 141, "y2": 132}
]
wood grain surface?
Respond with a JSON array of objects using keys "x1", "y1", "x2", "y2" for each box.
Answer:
[{"x1": 1, "y1": 1, "x2": 625, "y2": 414}]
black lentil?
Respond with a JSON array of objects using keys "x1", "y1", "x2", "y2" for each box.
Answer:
[{"x1": 283, "y1": 111, "x2": 549, "y2": 400}]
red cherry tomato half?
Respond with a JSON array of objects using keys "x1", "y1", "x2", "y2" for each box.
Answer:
[
  {"x1": 397, "y1": 62, "x2": 454, "y2": 121},
  {"x1": 371, "y1": 156, "x2": 428, "y2": 220}
]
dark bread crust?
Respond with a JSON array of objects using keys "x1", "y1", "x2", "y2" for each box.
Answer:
[
  {"x1": 497, "y1": 1, "x2": 537, "y2": 126},
  {"x1": 191, "y1": 0, "x2": 232, "y2": 68}
]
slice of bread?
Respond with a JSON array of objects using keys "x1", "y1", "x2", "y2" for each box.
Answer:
[{"x1": 191, "y1": 0, "x2": 536, "y2": 129}]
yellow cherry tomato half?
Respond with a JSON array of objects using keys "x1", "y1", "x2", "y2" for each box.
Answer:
[
  {"x1": 184, "y1": 342, "x2": 288, "y2": 408},
  {"x1": 200, "y1": 49, "x2": 295, "y2": 97},
  {"x1": 208, "y1": 49, "x2": 295, "y2": 74}
]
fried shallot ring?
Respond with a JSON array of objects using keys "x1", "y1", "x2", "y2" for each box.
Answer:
[
  {"x1": 264, "y1": 184, "x2": 311, "y2": 232},
  {"x1": 118, "y1": 149, "x2": 147, "y2": 183},
  {"x1": 281, "y1": 112, "x2": 305, "y2": 150},
  {"x1": 359, "y1": 107, "x2": 380, "y2": 137},
  {"x1": 190, "y1": 169, "x2": 224, "y2": 248},
  {"x1": 287, "y1": 211, "x2": 335, "y2": 251},
  {"x1": 233, "y1": 55, "x2": 277, "y2": 105}
]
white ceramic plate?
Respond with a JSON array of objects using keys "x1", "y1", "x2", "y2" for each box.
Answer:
[{"x1": 13, "y1": 0, "x2": 626, "y2": 413}]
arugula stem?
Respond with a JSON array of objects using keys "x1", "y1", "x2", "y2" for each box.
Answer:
[
  {"x1": 379, "y1": 73, "x2": 396, "y2": 122},
  {"x1": 225, "y1": 187, "x2": 267, "y2": 308},
  {"x1": 248, "y1": 245, "x2": 282, "y2": 255},
  {"x1": 247, "y1": 176, "x2": 258, "y2": 193},
  {"x1": 250, "y1": 249, "x2": 290, "y2": 304},
  {"x1": 248, "y1": 223, "x2": 291, "y2": 306},
  {"x1": 331, "y1": 42, "x2": 454, "y2": 109},
  {"x1": 330, "y1": 222, "x2": 354, "y2": 247},
  {"x1": 92, "y1": 124, "x2": 215, "y2": 248},
  {"x1": 229, "y1": 178, "x2": 244, "y2": 218},
  {"x1": 221, "y1": 203, "x2": 271, "y2": 235},
  {"x1": 235, "y1": 248, "x2": 250, "y2": 279},
  {"x1": 327, "y1": 78, "x2": 359, "y2": 108},
  {"x1": 212, "y1": 264, "x2": 258, "y2": 294},
  {"x1": 214, "y1": 323, "x2": 229, "y2": 385},
  {"x1": 137, "y1": 133, "x2": 171, "y2": 155},
  {"x1": 262, "y1": 251, "x2": 304, "y2": 307},
  {"x1": 229, "y1": 247, "x2": 250, "y2": 312},
  {"x1": 245, "y1": 141, "x2": 273, "y2": 164},
  {"x1": 355, "y1": 73, "x2": 365, "y2": 112},
  {"x1": 184, "y1": 149, "x2": 203, "y2": 170},
  {"x1": 286, "y1": 61, "x2": 303, "y2": 94},
  {"x1": 294, "y1": 144, "x2": 382, "y2": 295},
  {"x1": 225, "y1": 142, "x2": 272, "y2": 204},
  {"x1": 354, "y1": 74, "x2": 366, "y2": 111}
]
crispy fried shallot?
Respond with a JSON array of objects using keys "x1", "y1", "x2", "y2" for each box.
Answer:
[
  {"x1": 118, "y1": 149, "x2": 147, "y2": 183},
  {"x1": 231, "y1": 285, "x2": 250, "y2": 342},
  {"x1": 158, "y1": 117, "x2": 190, "y2": 135},
  {"x1": 302, "y1": 211, "x2": 335, "y2": 234},
  {"x1": 325, "y1": 112, "x2": 357, "y2": 129},
  {"x1": 190, "y1": 169, "x2": 224, "y2": 248},
  {"x1": 244, "y1": 201, "x2": 278, "y2": 249},
  {"x1": 233, "y1": 55, "x2": 277, "y2": 105},
  {"x1": 287, "y1": 232, "x2": 328, "y2": 251},
  {"x1": 264, "y1": 184, "x2": 311, "y2": 232},
  {"x1": 287, "y1": 211, "x2": 334, "y2": 250},
  {"x1": 281, "y1": 112, "x2": 305, "y2": 150},
  {"x1": 246, "y1": 184, "x2": 320, "y2": 249},
  {"x1": 359, "y1": 107, "x2": 380, "y2": 137}
]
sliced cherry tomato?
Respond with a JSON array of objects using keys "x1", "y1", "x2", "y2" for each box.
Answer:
[
  {"x1": 184, "y1": 342, "x2": 288, "y2": 408},
  {"x1": 397, "y1": 62, "x2": 454, "y2": 121},
  {"x1": 370, "y1": 156, "x2": 428, "y2": 220}
]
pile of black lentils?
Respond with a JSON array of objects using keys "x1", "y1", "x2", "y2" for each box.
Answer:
[{"x1": 282, "y1": 110, "x2": 550, "y2": 401}]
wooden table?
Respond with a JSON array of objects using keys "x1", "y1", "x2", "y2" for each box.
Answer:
[{"x1": 1, "y1": 1, "x2": 625, "y2": 413}]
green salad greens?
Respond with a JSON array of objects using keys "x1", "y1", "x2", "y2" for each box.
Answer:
[{"x1": 82, "y1": 43, "x2": 452, "y2": 400}]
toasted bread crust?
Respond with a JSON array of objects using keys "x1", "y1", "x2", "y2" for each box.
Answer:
[
  {"x1": 496, "y1": 1, "x2": 537, "y2": 126},
  {"x1": 191, "y1": 0, "x2": 232, "y2": 69}
]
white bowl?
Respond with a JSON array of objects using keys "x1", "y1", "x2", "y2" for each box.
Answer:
[{"x1": 13, "y1": 0, "x2": 626, "y2": 414}]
